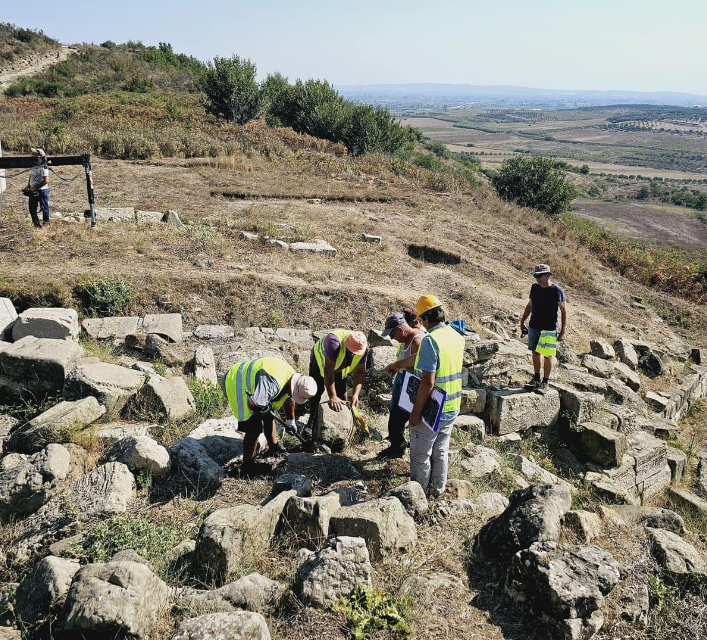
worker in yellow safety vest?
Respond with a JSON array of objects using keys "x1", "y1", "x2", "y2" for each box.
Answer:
[
  {"x1": 408, "y1": 295, "x2": 464, "y2": 496},
  {"x1": 220, "y1": 356, "x2": 317, "y2": 475},
  {"x1": 307, "y1": 330, "x2": 369, "y2": 430}
]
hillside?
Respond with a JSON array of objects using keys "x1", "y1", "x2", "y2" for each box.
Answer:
[
  {"x1": 0, "y1": 31, "x2": 706, "y2": 640},
  {"x1": 0, "y1": 23, "x2": 59, "y2": 66}
]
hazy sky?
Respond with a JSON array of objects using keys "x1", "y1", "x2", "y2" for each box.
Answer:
[{"x1": 4, "y1": 0, "x2": 706, "y2": 94}]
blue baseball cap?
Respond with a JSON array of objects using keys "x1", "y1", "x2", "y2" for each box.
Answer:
[{"x1": 381, "y1": 312, "x2": 406, "y2": 337}]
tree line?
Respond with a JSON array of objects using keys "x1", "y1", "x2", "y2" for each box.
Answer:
[{"x1": 200, "y1": 55, "x2": 419, "y2": 156}]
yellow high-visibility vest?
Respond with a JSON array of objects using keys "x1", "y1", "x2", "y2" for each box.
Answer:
[
  {"x1": 313, "y1": 329, "x2": 365, "y2": 378},
  {"x1": 535, "y1": 330, "x2": 557, "y2": 357},
  {"x1": 415, "y1": 324, "x2": 464, "y2": 413},
  {"x1": 224, "y1": 356, "x2": 294, "y2": 421}
]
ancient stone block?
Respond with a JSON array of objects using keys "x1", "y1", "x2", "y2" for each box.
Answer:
[
  {"x1": 142, "y1": 313, "x2": 182, "y2": 343},
  {"x1": 460, "y1": 387, "x2": 486, "y2": 414},
  {"x1": 487, "y1": 388, "x2": 560, "y2": 435},
  {"x1": 12, "y1": 308, "x2": 79, "y2": 342},
  {"x1": 64, "y1": 362, "x2": 145, "y2": 415},
  {"x1": 570, "y1": 421, "x2": 627, "y2": 468}
]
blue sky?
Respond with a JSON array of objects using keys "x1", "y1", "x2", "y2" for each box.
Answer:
[{"x1": 4, "y1": 0, "x2": 706, "y2": 94}]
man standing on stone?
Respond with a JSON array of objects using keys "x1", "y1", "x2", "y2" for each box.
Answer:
[
  {"x1": 25, "y1": 148, "x2": 50, "y2": 228},
  {"x1": 408, "y1": 295, "x2": 464, "y2": 496},
  {"x1": 520, "y1": 264, "x2": 567, "y2": 394}
]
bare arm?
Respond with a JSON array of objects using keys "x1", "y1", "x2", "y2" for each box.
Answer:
[
  {"x1": 520, "y1": 299, "x2": 532, "y2": 331},
  {"x1": 558, "y1": 302, "x2": 568, "y2": 340},
  {"x1": 409, "y1": 370, "x2": 435, "y2": 427},
  {"x1": 324, "y1": 356, "x2": 343, "y2": 411},
  {"x1": 384, "y1": 334, "x2": 424, "y2": 374},
  {"x1": 350, "y1": 360, "x2": 367, "y2": 407}
]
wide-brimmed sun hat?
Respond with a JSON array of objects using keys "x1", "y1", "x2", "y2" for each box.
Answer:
[
  {"x1": 533, "y1": 264, "x2": 552, "y2": 277},
  {"x1": 290, "y1": 374, "x2": 317, "y2": 404},
  {"x1": 344, "y1": 331, "x2": 367, "y2": 355}
]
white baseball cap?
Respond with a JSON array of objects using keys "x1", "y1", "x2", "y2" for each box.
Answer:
[{"x1": 291, "y1": 373, "x2": 317, "y2": 404}]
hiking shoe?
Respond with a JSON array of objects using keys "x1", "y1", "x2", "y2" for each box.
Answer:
[
  {"x1": 266, "y1": 442, "x2": 288, "y2": 458},
  {"x1": 240, "y1": 457, "x2": 272, "y2": 478},
  {"x1": 524, "y1": 377, "x2": 541, "y2": 391},
  {"x1": 535, "y1": 381, "x2": 549, "y2": 395},
  {"x1": 377, "y1": 445, "x2": 406, "y2": 460}
]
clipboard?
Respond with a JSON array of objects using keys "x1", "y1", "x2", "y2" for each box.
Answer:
[{"x1": 396, "y1": 370, "x2": 447, "y2": 433}]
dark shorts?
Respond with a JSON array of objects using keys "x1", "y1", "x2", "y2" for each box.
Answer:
[
  {"x1": 527, "y1": 327, "x2": 541, "y2": 351},
  {"x1": 237, "y1": 413, "x2": 272, "y2": 436}
]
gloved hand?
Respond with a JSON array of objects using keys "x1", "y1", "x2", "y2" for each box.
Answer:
[{"x1": 285, "y1": 419, "x2": 298, "y2": 435}]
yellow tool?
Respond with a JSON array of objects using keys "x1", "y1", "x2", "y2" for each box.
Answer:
[{"x1": 350, "y1": 404, "x2": 370, "y2": 435}]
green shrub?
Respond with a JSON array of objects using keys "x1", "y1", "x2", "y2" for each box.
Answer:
[
  {"x1": 200, "y1": 55, "x2": 262, "y2": 124},
  {"x1": 492, "y1": 156, "x2": 577, "y2": 217},
  {"x1": 70, "y1": 514, "x2": 190, "y2": 578},
  {"x1": 74, "y1": 276, "x2": 133, "y2": 317},
  {"x1": 333, "y1": 586, "x2": 413, "y2": 640},
  {"x1": 188, "y1": 379, "x2": 228, "y2": 419}
]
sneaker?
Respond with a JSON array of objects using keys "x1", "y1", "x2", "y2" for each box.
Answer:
[
  {"x1": 535, "y1": 380, "x2": 549, "y2": 395},
  {"x1": 524, "y1": 377, "x2": 541, "y2": 391}
]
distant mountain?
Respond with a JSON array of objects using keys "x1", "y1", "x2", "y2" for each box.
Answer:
[{"x1": 336, "y1": 83, "x2": 707, "y2": 108}]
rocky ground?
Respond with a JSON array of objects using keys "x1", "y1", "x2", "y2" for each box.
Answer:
[{"x1": 0, "y1": 302, "x2": 706, "y2": 640}]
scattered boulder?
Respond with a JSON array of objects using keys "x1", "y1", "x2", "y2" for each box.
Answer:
[
  {"x1": 192, "y1": 345, "x2": 217, "y2": 384},
  {"x1": 184, "y1": 417, "x2": 255, "y2": 464},
  {"x1": 368, "y1": 346, "x2": 398, "y2": 377},
  {"x1": 589, "y1": 338, "x2": 615, "y2": 360},
  {"x1": 130, "y1": 376, "x2": 196, "y2": 421},
  {"x1": 0, "y1": 444, "x2": 70, "y2": 520},
  {"x1": 400, "y1": 572, "x2": 465, "y2": 605},
  {"x1": 329, "y1": 496, "x2": 417, "y2": 560},
  {"x1": 612, "y1": 361, "x2": 640, "y2": 392},
  {"x1": 666, "y1": 447, "x2": 687, "y2": 483},
  {"x1": 455, "y1": 414, "x2": 485, "y2": 440},
  {"x1": 384, "y1": 481, "x2": 428, "y2": 519},
  {"x1": 645, "y1": 391, "x2": 671, "y2": 414},
  {"x1": 507, "y1": 454, "x2": 569, "y2": 489},
  {"x1": 284, "y1": 488, "x2": 357, "y2": 546},
  {"x1": 103, "y1": 436, "x2": 171, "y2": 478},
  {"x1": 64, "y1": 362, "x2": 145, "y2": 415},
  {"x1": 289, "y1": 239, "x2": 337, "y2": 256},
  {"x1": 272, "y1": 473, "x2": 312, "y2": 497},
  {"x1": 15, "y1": 555, "x2": 80, "y2": 625},
  {"x1": 8, "y1": 397, "x2": 106, "y2": 453},
  {"x1": 698, "y1": 457, "x2": 707, "y2": 497},
  {"x1": 60, "y1": 561, "x2": 170, "y2": 639},
  {"x1": 12, "y1": 307, "x2": 79, "y2": 342},
  {"x1": 111, "y1": 549, "x2": 149, "y2": 564},
  {"x1": 444, "y1": 479, "x2": 474, "y2": 500},
  {"x1": 487, "y1": 388, "x2": 560, "y2": 435},
  {"x1": 611, "y1": 506, "x2": 685, "y2": 534},
  {"x1": 647, "y1": 527, "x2": 707, "y2": 577},
  {"x1": 0, "y1": 298, "x2": 17, "y2": 340},
  {"x1": 296, "y1": 536, "x2": 372, "y2": 608},
  {"x1": 553, "y1": 384, "x2": 603, "y2": 425},
  {"x1": 562, "y1": 510, "x2": 603, "y2": 543},
  {"x1": 81, "y1": 316, "x2": 140, "y2": 341},
  {"x1": 567, "y1": 421, "x2": 627, "y2": 468},
  {"x1": 473, "y1": 484, "x2": 572, "y2": 562},
  {"x1": 171, "y1": 612, "x2": 271, "y2": 640},
  {"x1": 176, "y1": 573, "x2": 285, "y2": 615},
  {"x1": 316, "y1": 402, "x2": 353, "y2": 452},
  {"x1": 582, "y1": 354, "x2": 614, "y2": 379},
  {"x1": 144, "y1": 333, "x2": 191, "y2": 366},
  {"x1": 169, "y1": 438, "x2": 225, "y2": 490},
  {"x1": 668, "y1": 488, "x2": 707, "y2": 518},
  {"x1": 459, "y1": 388, "x2": 487, "y2": 415},
  {"x1": 0, "y1": 336, "x2": 84, "y2": 400},
  {"x1": 135, "y1": 210, "x2": 164, "y2": 223},
  {"x1": 194, "y1": 325, "x2": 235, "y2": 340},
  {"x1": 142, "y1": 313, "x2": 182, "y2": 343},
  {"x1": 195, "y1": 490, "x2": 295, "y2": 584},
  {"x1": 7, "y1": 463, "x2": 136, "y2": 562},
  {"x1": 163, "y1": 210, "x2": 185, "y2": 227},
  {"x1": 630, "y1": 341, "x2": 664, "y2": 377},
  {"x1": 614, "y1": 339, "x2": 639, "y2": 371},
  {"x1": 618, "y1": 582, "x2": 649, "y2": 629},
  {"x1": 506, "y1": 542, "x2": 620, "y2": 640},
  {"x1": 460, "y1": 444, "x2": 501, "y2": 479}
]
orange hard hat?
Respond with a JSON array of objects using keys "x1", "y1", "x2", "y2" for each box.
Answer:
[{"x1": 415, "y1": 294, "x2": 442, "y2": 316}]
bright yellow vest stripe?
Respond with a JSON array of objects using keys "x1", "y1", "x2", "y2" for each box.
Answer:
[
  {"x1": 535, "y1": 330, "x2": 557, "y2": 357},
  {"x1": 224, "y1": 357, "x2": 294, "y2": 421},
  {"x1": 313, "y1": 329, "x2": 364, "y2": 378},
  {"x1": 414, "y1": 324, "x2": 464, "y2": 413}
]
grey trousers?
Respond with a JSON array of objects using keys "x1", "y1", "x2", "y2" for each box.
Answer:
[{"x1": 409, "y1": 414, "x2": 456, "y2": 495}]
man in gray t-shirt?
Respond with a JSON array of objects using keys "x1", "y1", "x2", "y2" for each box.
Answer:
[{"x1": 26, "y1": 148, "x2": 50, "y2": 228}]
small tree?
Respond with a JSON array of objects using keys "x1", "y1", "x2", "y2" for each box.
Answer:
[
  {"x1": 491, "y1": 156, "x2": 577, "y2": 217},
  {"x1": 580, "y1": 164, "x2": 590, "y2": 174},
  {"x1": 200, "y1": 55, "x2": 262, "y2": 124}
]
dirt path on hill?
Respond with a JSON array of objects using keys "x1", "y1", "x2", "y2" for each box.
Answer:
[{"x1": 0, "y1": 45, "x2": 74, "y2": 93}]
